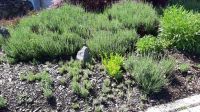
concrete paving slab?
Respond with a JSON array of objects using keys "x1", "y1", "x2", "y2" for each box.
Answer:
[
  {"x1": 179, "y1": 105, "x2": 200, "y2": 112},
  {"x1": 146, "y1": 94, "x2": 200, "y2": 112}
]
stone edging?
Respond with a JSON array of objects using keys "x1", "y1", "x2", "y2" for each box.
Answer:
[{"x1": 146, "y1": 94, "x2": 200, "y2": 112}]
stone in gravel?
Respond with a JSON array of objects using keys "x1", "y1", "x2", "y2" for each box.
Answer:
[
  {"x1": 0, "y1": 26, "x2": 10, "y2": 38},
  {"x1": 76, "y1": 46, "x2": 90, "y2": 62},
  {"x1": 187, "y1": 70, "x2": 193, "y2": 75}
]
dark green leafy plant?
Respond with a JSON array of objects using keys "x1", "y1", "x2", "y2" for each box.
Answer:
[
  {"x1": 160, "y1": 6, "x2": 200, "y2": 55},
  {"x1": 124, "y1": 55, "x2": 175, "y2": 94}
]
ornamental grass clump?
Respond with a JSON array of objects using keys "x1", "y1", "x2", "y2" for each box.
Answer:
[{"x1": 124, "y1": 55, "x2": 175, "y2": 94}]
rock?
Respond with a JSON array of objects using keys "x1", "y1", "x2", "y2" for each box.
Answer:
[
  {"x1": 0, "y1": 27, "x2": 10, "y2": 38},
  {"x1": 187, "y1": 70, "x2": 193, "y2": 75},
  {"x1": 76, "y1": 46, "x2": 90, "y2": 62}
]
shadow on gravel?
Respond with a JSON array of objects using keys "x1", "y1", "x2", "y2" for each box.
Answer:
[
  {"x1": 170, "y1": 76, "x2": 183, "y2": 86},
  {"x1": 47, "y1": 96, "x2": 57, "y2": 109},
  {"x1": 0, "y1": 107, "x2": 10, "y2": 112},
  {"x1": 149, "y1": 88, "x2": 172, "y2": 104}
]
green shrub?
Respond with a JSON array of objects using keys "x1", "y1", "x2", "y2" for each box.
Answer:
[
  {"x1": 160, "y1": 6, "x2": 200, "y2": 55},
  {"x1": 0, "y1": 96, "x2": 7, "y2": 108},
  {"x1": 179, "y1": 63, "x2": 190, "y2": 73},
  {"x1": 106, "y1": 1, "x2": 159, "y2": 36},
  {"x1": 5, "y1": 28, "x2": 84, "y2": 62},
  {"x1": 136, "y1": 35, "x2": 171, "y2": 54},
  {"x1": 87, "y1": 30, "x2": 137, "y2": 58},
  {"x1": 4, "y1": 5, "x2": 86, "y2": 62},
  {"x1": 124, "y1": 55, "x2": 175, "y2": 94},
  {"x1": 102, "y1": 53, "x2": 124, "y2": 79}
]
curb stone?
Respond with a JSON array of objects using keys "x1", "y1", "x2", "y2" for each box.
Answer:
[
  {"x1": 179, "y1": 105, "x2": 200, "y2": 112},
  {"x1": 146, "y1": 94, "x2": 200, "y2": 112}
]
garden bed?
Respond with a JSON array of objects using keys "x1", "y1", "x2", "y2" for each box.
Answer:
[
  {"x1": 0, "y1": 50, "x2": 200, "y2": 112},
  {"x1": 0, "y1": 0, "x2": 200, "y2": 112}
]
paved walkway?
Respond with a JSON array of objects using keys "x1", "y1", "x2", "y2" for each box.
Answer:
[
  {"x1": 179, "y1": 105, "x2": 200, "y2": 112},
  {"x1": 146, "y1": 94, "x2": 200, "y2": 112}
]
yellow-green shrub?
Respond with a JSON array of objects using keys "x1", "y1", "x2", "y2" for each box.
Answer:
[{"x1": 102, "y1": 53, "x2": 124, "y2": 79}]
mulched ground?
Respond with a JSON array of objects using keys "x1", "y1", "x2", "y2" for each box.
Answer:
[{"x1": 0, "y1": 50, "x2": 200, "y2": 112}]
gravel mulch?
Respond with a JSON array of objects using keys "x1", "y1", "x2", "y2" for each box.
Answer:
[{"x1": 0, "y1": 52, "x2": 200, "y2": 112}]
